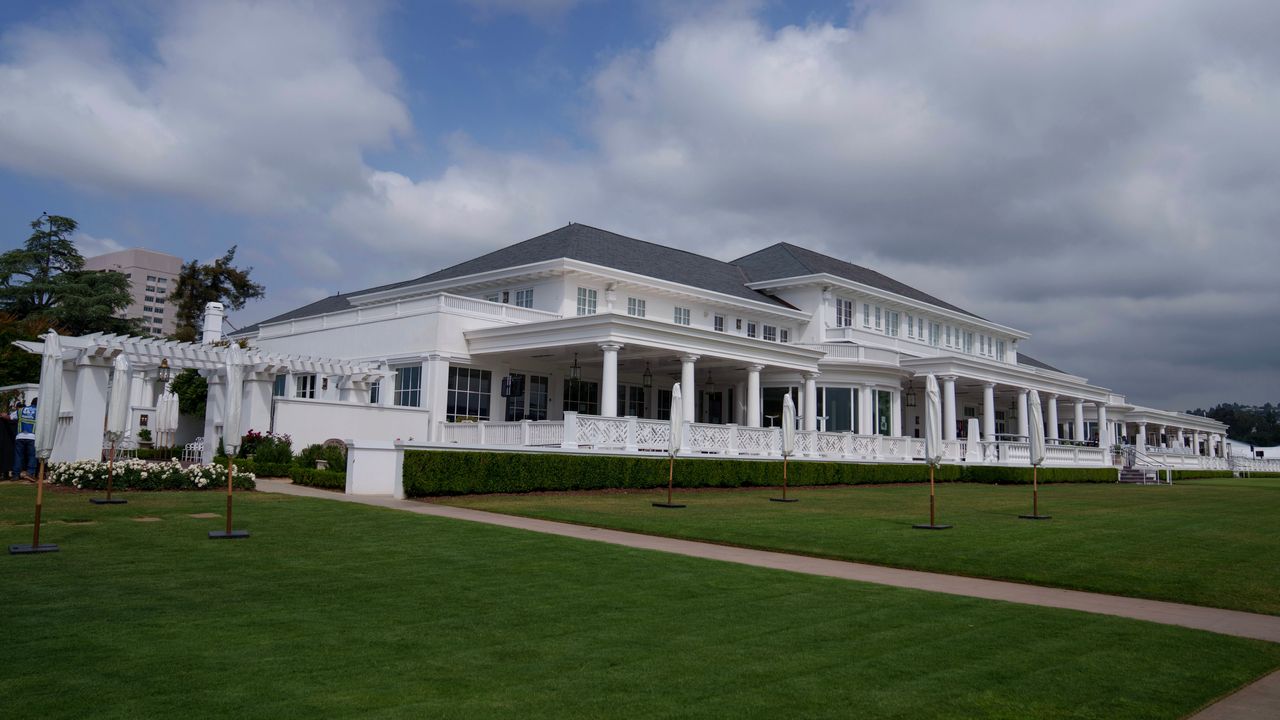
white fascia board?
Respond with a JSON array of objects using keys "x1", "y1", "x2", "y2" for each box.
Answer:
[
  {"x1": 347, "y1": 259, "x2": 567, "y2": 306},
  {"x1": 899, "y1": 355, "x2": 1109, "y2": 402},
  {"x1": 747, "y1": 273, "x2": 1029, "y2": 339},
  {"x1": 465, "y1": 314, "x2": 824, "y2": 371},
  {"x1": 1125, "y1": 406, "x2": 1228, "y2": 431}
]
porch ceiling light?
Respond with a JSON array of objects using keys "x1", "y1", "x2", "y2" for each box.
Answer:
[
  {"x1": 157, "y1": 358, "x2": 171, "y2": 383},
  {"x1": 569, "y1": 352, "x2": 581, "y2": 381},
  {"x1": 905, "y1": 391, "x2": 917, "y2": 407},
  {"x1": 642, "y1": 362, "x2": 653, "y2": 389}
]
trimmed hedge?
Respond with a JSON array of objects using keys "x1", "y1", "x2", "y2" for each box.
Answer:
[
  {"x1": 133, "y1": 447, "x2": 180, "y2": 460},
  {"x1": 49, "y1": 459, "x2": 255, "y2": 491},
  {"x1": 402, "y1": 450, "x2": 1117, "y2": 497},
  {"x1": 1173, "y1": 470, "x2": 1280, "y2": 479},
  {"x1": 290, "y1": 467, "x2": 347, "y2": 490},
  {"x1": 213, "y1": 456, "x2": 292, "y2": 478}
]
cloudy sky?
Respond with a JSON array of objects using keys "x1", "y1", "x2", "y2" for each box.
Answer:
[{"x1": 1, "y1": 0, "x2": 1276, "y2": 411}]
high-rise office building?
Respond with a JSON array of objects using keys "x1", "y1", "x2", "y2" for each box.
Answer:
[{"x1": 84, "y1": 248, "x2": 184, "y2": 336}]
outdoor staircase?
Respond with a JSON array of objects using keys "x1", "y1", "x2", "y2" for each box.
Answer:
[{"x1": 1118, "y1": 468, "x2": 1157, "y2": 484}]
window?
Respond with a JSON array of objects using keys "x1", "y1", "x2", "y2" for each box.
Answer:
[
  {"x1": 527, "y1": 375, "x2": 549, "y2": 421},
  {"x1": 763, "y1": 325, "x2": 777, "y2": 342},
  {"x1": 746, "y1": 321, "x2": 757, "y2": 338},
  {"x1": 514, "y1": 288, "x2": 534, "y2": 308},
  {"x1": 996, "y1": 340, "x2": 1007, "y2": 362},
  {"x1": 863, "y1": 303, "x2": 871, "y2": 327},
  {"x1": 394, "y1": 366, "x2": 422, "y2": 407},
  {"x1": 157, "y1": 277, "x2": 167, "y2": 284},
  {"x1": 369, "y1": 380, "x2": 380, "y2": 404},
  {"x1": 563, "y1": 378, "x2": 599, "y2": 415},
  {"x1": 627, "y1": 297, "x2": 646, "y2": 317},
  {"x1": 143, "y1": 306, "x2": 154, "y2": 313},
  {"x1": 779, "y1": 328, "x2": 789, "y2": 343},
  {"x1": 295, "y1": 374, "x2": 316, "y2": 399},
  {"x1": 713, "y1": 314, "x2": 725, "y2": 332},
  {"x1": 657, "y1": 389, "x2": 672, "y2": 421},
  {"x1": 147, "y1": 275, "x2": 157, "y2": 282},
  {"x1": 929, "y1": 322, "x2": 941, "y2": 346},
  {"x1": 836, "y1": 299, "x2": 853, "y2": 327},
  {"x1": 735, "y1": 318, "x2": 743, "y2": 331},
  {"x1": 917, "y1": 317, "x2": 924, "y2": 339},
  {"x1": 945, "y1": 325, "x2": 952, "y2": 347},
  {"x1": 874, "y1": 306, "x2": 882, "y2": 330},
  {"x1": 153, "y1": 309, "x2": 163, "y2": 316},
  {"x1": 887, "y1": 311, "x2": 900, "y2": 338},
  {"x1": 145, "y1": 295, "x2": 154, "y2": 302},
  {"x1": 964, "y1": 332, "x2": 974, "y2": 354},
  {"x1": 674, "y1": 307, "x2": 691, "y2": 325},
  {"x1": 447, "y1": 367, "x2": 492, "y2": 422},
  {"x1": 272, "y1": 374, "x2": 287, "y2": 397},
  {"x1": 906, "y1": 314, "x2": 914, "y2": 338},
  {"x1": 624, "y1": 385, "x2": 647, "y2": 417},
  {"x1": 576, "y1": 287, "x2": 597, "y2": 316},
  {"x1": 505, "y1": 373, "x2": 526, "y2": 421}
]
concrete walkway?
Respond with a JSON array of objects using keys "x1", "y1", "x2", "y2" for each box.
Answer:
[{"x1": 258, "y1": 480, "x2": 1280, "y2": 719}]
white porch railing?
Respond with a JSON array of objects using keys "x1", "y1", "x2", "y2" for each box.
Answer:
[{"x1": 428, "y1": 413, "x2": 1165, "y2": 467}]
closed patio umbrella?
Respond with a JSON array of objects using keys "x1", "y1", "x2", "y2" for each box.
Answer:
[
  {"x1": 771, "y1": 393, "x2": 798, "y2": 503},
  {"x1": 1020, "y1": 390, "x2": 1051, "y2": 520},
  {"x1": 210, "y1": 345, "x2": 249, "y2": 539},
  {"x1": 11, "y1": 330, "x2": 66, "y2": 554},
  {"x1": 914, "y1": 374, "x2": 951, "y2": 530},
  {"x1": 92, "y1": 354, "x2": 132, "y2": 505},
  {"x1": 654, "y1": 383, "x2": 685, "y2": 508}
]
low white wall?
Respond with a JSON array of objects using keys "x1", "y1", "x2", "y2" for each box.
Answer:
[
  {"x1": 345, "y1": 440, "x2": 402, "y2": 498},
  {"x1": 273, "y1": 398, "x2": 431, "y2": 450}
]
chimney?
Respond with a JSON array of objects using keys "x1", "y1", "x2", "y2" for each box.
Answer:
[{"x1": 202, "y1": 302, "x2": 225, "y2": 344}]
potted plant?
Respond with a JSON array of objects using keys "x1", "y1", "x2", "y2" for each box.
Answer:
[{"x1": 138, "y1": 428, "x2": 153, "y2": 448}]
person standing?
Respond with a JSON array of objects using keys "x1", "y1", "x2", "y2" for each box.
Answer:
[
  {"x1": 14, "y1": 397, "x2": 37, "y2": 480},
  {"x1": 0, "y1": 406, "x2": 16, "y2": 480}
]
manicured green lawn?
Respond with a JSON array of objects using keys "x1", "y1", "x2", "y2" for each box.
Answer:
[
  {"x1": 441, "y1": 477, "x2": 1280, "y2": 615},
  {"x1": 2, "y1": 484, "x2": 1278, "y2": 719}
]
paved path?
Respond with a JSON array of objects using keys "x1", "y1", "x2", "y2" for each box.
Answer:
[{"x1": 258, "y1": 480, "x2": 1280, "y2": 718}]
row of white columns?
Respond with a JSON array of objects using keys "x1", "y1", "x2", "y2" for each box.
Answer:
[
  {"x1": 1130, "y1": 423, "x2": 1224, "y2": 457},
  {"x1": 956, "y1": 376, "x2": 1101, "y2": 444}
]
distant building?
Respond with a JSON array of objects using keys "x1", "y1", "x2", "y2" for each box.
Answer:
[{"x1": 84, "y1": 248, "x2": 183, "y2": 336}]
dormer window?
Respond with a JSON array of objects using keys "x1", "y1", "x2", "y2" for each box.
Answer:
[
  {"x1": 836, "y1": 299, "x2": 853, "y2": 327},
  {"x1": 673, "y1": 306, "x2": 691, "y2": 325},
  {"x1": 627, "y1": 297, "x2": 646, "y2": 317},
  {"x1": 576, "y1": 287, "x2": 597, "y2": 316}
]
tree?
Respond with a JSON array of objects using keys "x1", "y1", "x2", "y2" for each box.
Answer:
[
  {"x1": 0, "y1": 214, "x2": 86, "y2": 315},
  {"x1": 170, "y1": 246, "x2": 265, "y2": 342},
  {"x1": 47, "y1": 270, "x2": 138, "y2": 335},
  {"x1": 170, "y1": 368, "x2": 208, "y2": 417},
  {"x1": 0, "y1": 312, "x2": 63, "y2": 387}
]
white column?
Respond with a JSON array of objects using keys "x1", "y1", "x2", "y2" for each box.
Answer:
[
  {"x1": 1046, "y1": 394, "x2": 1059, "y2": 441},
  {"x1": 891, "y1": 388, "x2": 902, "y2": 436},
  {"x1": 857, "y1": 383, "x2": 873, "y2": 435},
  {"x1": 1137, "y1": 422, "x2": 1147, "y2": 453},
  {"x1": 982, "y1": 382, "x2": 996, "y2": 441},
  {"x1": 1176, "y1": 428, "x2": 1185, "y2": 450},
  {"x1": 379, "y1": 370, "x2": 396, "y2": 407},
  {"x1": 1016, "y1": 389, "x2": 1029, "y2": 439},
  {"x1": 680, "y1": 354, "x2": 699, "y2": 424},
  {"x1": 1157, "y1": 425, "x2": 1167, "y2": 449},
  {"x1": 942, "y1": 376, "x2": 957, "y2": 441},
  {"x1": 599, "y1": 343, "x2": 622, "y2": 417},
  {"x1": 424, "y1": 355, "x2": 450, "y2": 441},
  {"x1": 68, "y1": 360, "x2": 111, "y2": 462},
  {"x1": 1073, "y1": 398, "x2": 1086, "y2": 442},
  {"x1": 746, "y1": 364, "x2": 763, "y2": 428},
  {"x1": 734, "y1": 381, "x2": 746, "y2": 425},
  {"x1": 803, "y1": 373, "x2": 818, "y2": 432},
  {"x1": 1097, "y1": 405, "x2": 1108, "y2": 447}
]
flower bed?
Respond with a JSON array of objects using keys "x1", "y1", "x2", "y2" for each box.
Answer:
[{"x1": 48, "y1": 459, "x2": 256, "y2": 491}]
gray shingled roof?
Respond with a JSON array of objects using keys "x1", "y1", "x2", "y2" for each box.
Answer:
[
  {"x1": 732, "y1": 243, "x2": 982, "y2": 319},
  {"x1": 1016, "y1": 352, "x2": 1065, "y2": 374},
  {"x1": 354, "y1": 223, "x2": 785, "y2": 306}
]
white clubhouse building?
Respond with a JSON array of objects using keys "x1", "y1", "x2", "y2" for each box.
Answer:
[{"x1": 34, "y1": 223, "x2": 1250, "y2": 483}]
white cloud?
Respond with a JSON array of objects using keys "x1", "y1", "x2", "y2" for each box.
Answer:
[
  {"x1": 75, "y1": 232, "x2": 126, "y2": 259},
  {"x1": 0, "y1": 0, "x2": 410, "y2": 212}
]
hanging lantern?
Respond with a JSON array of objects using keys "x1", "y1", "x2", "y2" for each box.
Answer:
[
  {"x1": 642, "y1": 362, "x2": 653, "y2": 389},
  {"x1": 568, "y1": 352, "x2": 581, "y2": 382},
  {"x1": 157, "y1": 358, "x2": 171, "y2": 383}
]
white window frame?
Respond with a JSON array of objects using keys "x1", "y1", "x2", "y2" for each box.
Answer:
[
  {"x1": 836, "y1": 298, "x2": 853, "y2": 327},
  {"x1": 874, "y1": 306, "x2": 882, "y2": 330},
  {"x1": 713, "y1": 314, "x2": 725, "y2": 332},
  {"x1": 887, "y1": 311, "x2": 899, "y2": 337},
  {"x1": 627, "y1": 297, "x2": 646, "y2": 317},
  {"x1": 906, "y1": 314, "x2": 914, "y2": 338},
  {"x1": 673, "y1": 306, "x2": 691, "y2": 326},
  {"x1": 576, "y1": 287, "x2": 597, "y2": 316},
  {"x1": 746, "y1": 321, "x2": 758, "y2": 338},
  {"x1": 763, "y1": 325, "x2": 777, "y2": 342},
  {"x1": 863, "y1": 303, "x2": 871, "y2": 327},
  {"x1": 514, "y1": 288, "x2": 534, "y2": 308},
  {"x1": 779, "y1": 328, "x2": 789, "y2": 343},
  {"x1": 393, "y1": 365, "x2": 422, "y2": 407},
  {"x1": 294, "y1": 374, "x2": 317, "y2": 399}
]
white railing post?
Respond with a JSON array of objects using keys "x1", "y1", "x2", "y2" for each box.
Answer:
[
  {"x1": 773, "y1": 427, "x2": 783, "y2": 458},
  {"x1": 727, "y1": 424, "x2": 739, "y2": 456},
  {"x1": 842, "y1": 433, "x2": 853, "y2": 459},
  {"x1": 561, "y1": 411, "x2": 579, "y2": 449},
  {"x1": 903, "y1": 437, "x2": 913, "y2": 462},
  {"x1": 625, "y1": 416, "x2": 638, "y2": 452},
  {"x1": 477, "y1": 422, "x2": 487, "y2": 446},
  {"x1": 681, "y1": 420, "x2": 692, "y2": 452},
  {"x1": 521, "y1": 419, "x2": 531, "y2": 446}
]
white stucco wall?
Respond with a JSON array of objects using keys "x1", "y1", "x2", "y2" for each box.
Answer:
[{"x1": 272, "y1": 398, "x2": 434, "y2": 450}]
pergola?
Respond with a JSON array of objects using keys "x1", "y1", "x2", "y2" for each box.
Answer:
[{"x1": 16, "y1": 332, "x2": 390, "y2": 463}]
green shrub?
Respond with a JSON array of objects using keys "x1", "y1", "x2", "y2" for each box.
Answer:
[
  {"x1": 49, "y1": 459, "x2": 255, "y2": 491},
  {"x1": 401, "y1": 451, "x2": 1116, "y2": 497},
  {"x1": 133, "y1": 446, "x2": 180, "y2": 460},
  {"x1": 290, "y1": 467, "x2": 347, "y2": 490},
  {"x1": 1173, "y1": 470, "x2": 1280, "y2": 479},
  {"x1": 248, "y1": 431, "x2": 293, "y2": 464},
  {"x1": 297, "y1": 443, "x2": 347, "y2": 471},
  {"x1": 214, "y1": 456, "x2": 293, "y2": 478}
]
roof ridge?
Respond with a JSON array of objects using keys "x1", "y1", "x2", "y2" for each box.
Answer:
[{"x1": 568, "y1": 222, "x2": 742, "y2": 269}]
